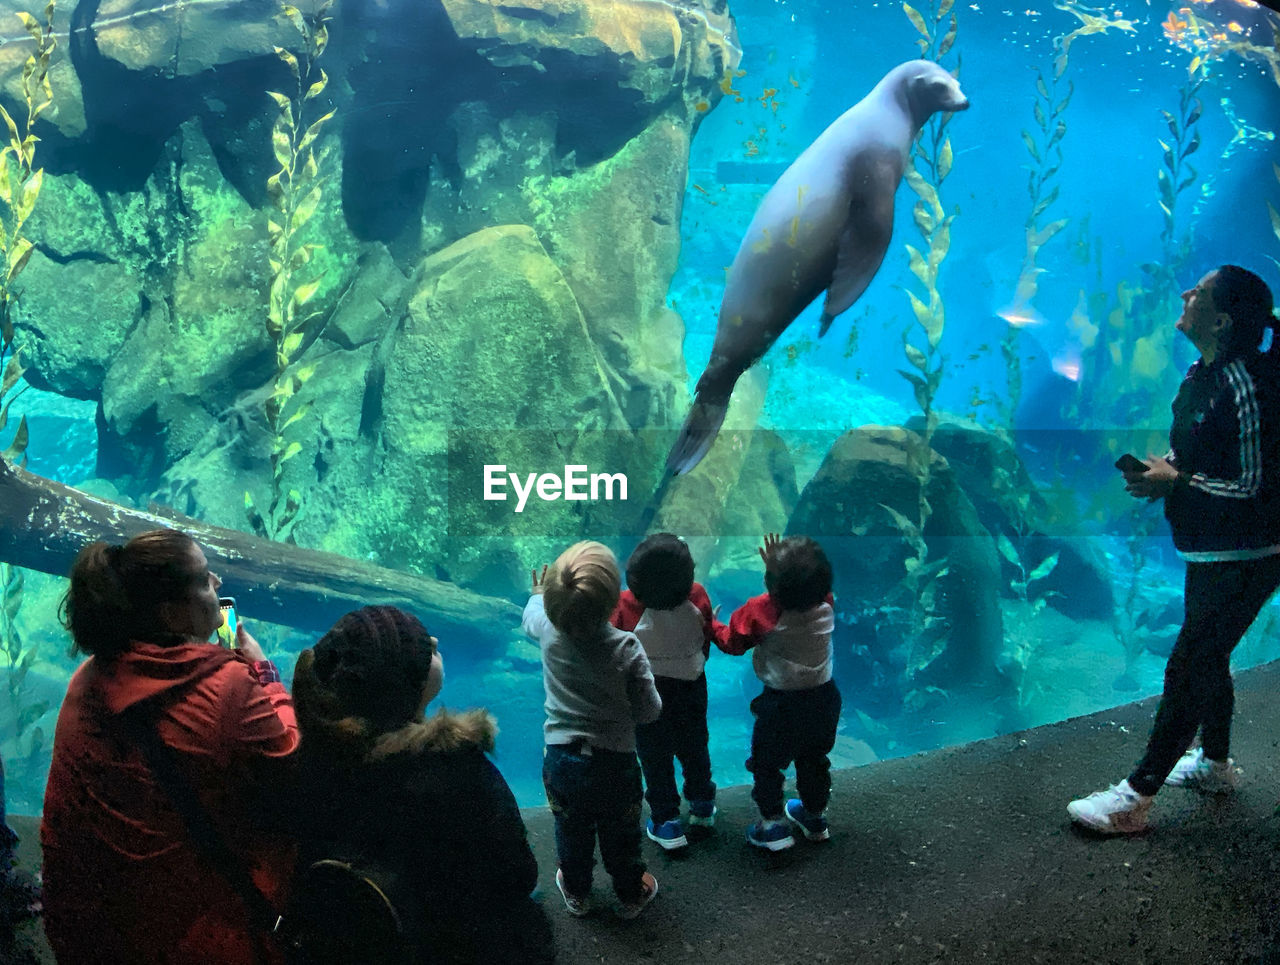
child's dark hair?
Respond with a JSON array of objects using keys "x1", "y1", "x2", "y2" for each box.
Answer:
[
  {"x1": 626, "y1": 533, "x2": 694, "y2": 610},
  {"x1": 764, "y1": 536, "x2": 832, "y2": 611}
]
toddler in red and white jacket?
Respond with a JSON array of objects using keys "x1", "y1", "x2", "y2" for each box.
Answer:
[
  {"x1": 612, "y1": 533, "x2": 730, "y2": 850},
  {"x1": 723, "y1": 533, "x2": 840, "y2": 851}
]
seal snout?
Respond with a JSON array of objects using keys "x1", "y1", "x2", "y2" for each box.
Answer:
[{"x1": 945, "y1": 79, "x2": 970, "y2": 112}]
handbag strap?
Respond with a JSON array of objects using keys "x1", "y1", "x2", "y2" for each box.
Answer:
[{"x1": 120, "y1": 703, "x2": 281, "y2": 953}]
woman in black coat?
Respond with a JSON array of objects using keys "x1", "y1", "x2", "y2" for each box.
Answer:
[{"x1": 292, "y1": 606, "x2": 553, "y2": 964}]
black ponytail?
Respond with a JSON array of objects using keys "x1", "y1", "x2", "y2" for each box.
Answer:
[{"x1": 1212, "y1": 265, "x2": 1277, "y2": 358}]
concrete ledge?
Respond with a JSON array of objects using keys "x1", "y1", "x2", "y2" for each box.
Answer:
[{"x1": 10, "y1": 661, "x2": 1280, "y2": 963}]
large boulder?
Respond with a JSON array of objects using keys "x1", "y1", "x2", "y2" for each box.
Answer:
[
  {"x1": 525, "y1": 117, "x2": 696, "y2": 429},
  {"x1": 89, "y1": 0, "x2": 329, "y2": 75},
  {"x1": 170, "y1": 223, "x2": 649, "y2": 602},
  {"x1": 440, "y1": 0, "x2": 739, "y2": 121},
  {"x1": 923, "y1": 417, "x2": 1114, "y2": 622},
  {"x1": 788, "y1": 426, "x2": 1004, "y2": 689},
  {"x1": 2, "y1": 0, "x2": 746, "y2": 639},
  {"x1": 0, "y1": 0, "x2": 84, "y2": 135},
  {"x1": 12, "y1": 251, "x2": 139, "y2": 400}
]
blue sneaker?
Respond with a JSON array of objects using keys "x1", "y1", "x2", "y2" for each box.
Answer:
[
  {"x1": 785, "y1": 799, "x2": 830, "y2": 841},
  {"x1": 646, "y1": 818, "x2": 688, "y2": 850},
  {"x1": 687, "y1": 799, "x2": 717, "y2": 828},
  {"x1": 745, "y1": 818, "x2": 794, "y2": 851}
]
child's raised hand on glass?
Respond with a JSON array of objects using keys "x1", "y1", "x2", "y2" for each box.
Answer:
[
  {"x1": 531, "y1": 564, "x2": 549, "y2": 594},
  {"x1": 757, "y1": 532, "x2": 782, "y2": 565}
]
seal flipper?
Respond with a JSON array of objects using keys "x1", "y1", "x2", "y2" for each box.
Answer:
[
  {"x1": 818, "y1": 191, "x2": 895, "y2": 336},
  {"x1": 665, "y1": 395, "x2": 730, "y2": 476}
]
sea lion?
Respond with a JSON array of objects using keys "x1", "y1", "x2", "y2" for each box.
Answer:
[{"x1": 666, "y1": 59, "x2": 970, "y2": 476}]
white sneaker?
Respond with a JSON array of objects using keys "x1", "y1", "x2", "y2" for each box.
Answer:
[
  {"x1": 1067, "y1": 779, "x2": 1153, "y2": 834},
  {"x1": 1164, "y1": 747, "x2": 1236, "y2": 793}
]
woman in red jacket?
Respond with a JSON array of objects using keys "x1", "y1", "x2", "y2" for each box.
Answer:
[{"x1": 41, "y1": 528, "x2": 298, "y2": 964}]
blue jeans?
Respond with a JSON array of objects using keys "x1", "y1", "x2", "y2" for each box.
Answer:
[
  {"x1": 636, "y1": 674, "x2": 716, "y2": 823},
  {"x1": 542, "y1": 742, "x2": 646, "y2": 902}
]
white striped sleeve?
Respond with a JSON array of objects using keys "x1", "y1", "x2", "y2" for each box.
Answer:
[{"x1": 1188, "y1": 360, "x2": 1263, "y2": 499}]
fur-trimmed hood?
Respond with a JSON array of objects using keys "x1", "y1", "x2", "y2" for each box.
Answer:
[
  {"x1": 370, "y1": 707, "x2": 497, "y2": 761},
  {"x1": 293, "y1": 647, "x2": 496, "y2": 763}
]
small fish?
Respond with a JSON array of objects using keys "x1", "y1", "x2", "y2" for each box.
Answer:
[
  {"x1": 744, "y1": 140, "x2": 759, "y2": 158},
  {"x1": 788, "y1": 73, "x2": 800, "y2": 88},
  {"x1": 695, "y1": 100, "x2": 710, "y2": 113},
  {"x1": 693, "y1": 183, "x2": 709, "y2": 195}
]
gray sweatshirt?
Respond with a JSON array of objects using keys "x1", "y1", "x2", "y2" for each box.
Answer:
[{"x1": 522, "y1": 594, "x2": 662, "y2": 753}]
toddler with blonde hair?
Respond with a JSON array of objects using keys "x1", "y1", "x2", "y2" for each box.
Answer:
[{"x1": 522, "y1": 541, "x2": 662, "y2": 920}]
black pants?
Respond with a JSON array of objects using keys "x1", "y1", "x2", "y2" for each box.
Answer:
[
  {"x1": 1128, "y1": 554, "x2": 1280, "y2": 796},
  {"x1": 542, "y1": 743, "x2": 646, "y2": 902},
  {"x1": 747, "y1": 680, "x2": 842, "y2": 820},
  {"x1": 635, "y1": 674, "x2": 716, "y2": 824}
]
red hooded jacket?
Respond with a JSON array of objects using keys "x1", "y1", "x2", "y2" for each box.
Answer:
[{"x1": 41, "y1": 642, "x2": 298, "y2": 964}]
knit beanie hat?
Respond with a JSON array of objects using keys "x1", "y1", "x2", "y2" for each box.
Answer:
[{"x1": 307, "y1": 605, "x2": 437, "y2": 733}]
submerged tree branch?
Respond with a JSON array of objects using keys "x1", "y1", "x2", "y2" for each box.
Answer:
[{"x1": 0, "y1": 455, "x2": 520, "y2": 652}]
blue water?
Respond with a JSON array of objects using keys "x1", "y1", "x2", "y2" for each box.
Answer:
[{"x1": 3, "y1": 0, "x2": 1280, "y2": 814}]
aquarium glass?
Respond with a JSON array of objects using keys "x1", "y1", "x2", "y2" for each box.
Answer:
[{"x1": 2, "y1": 0, "x2": 1279, "y2": 812}]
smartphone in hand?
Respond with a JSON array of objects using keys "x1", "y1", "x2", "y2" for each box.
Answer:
[
  {"x1": 216, "y1": 597, "x2": 238, "y2": 648},
  {"x1": 1114, "y1": 453, "x2": 1150, "y2": 474}
]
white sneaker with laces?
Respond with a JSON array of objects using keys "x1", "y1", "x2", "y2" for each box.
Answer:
[
  {"x1": 1067, "y1": 779, "x2": 1153, "y2": 834},
  {"x1": 1164, "y1": 747, "x2": 1236, "y2": 793},
  {"x1": 555, "y1": 869, "x2": 590, "y2": 917}
]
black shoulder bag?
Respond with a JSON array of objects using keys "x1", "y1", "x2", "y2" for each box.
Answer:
[
  {"x1": 119, "y1": 704, "x2": 281, "y2": 965},
  {"x1": 121, "y1": 705, "x2": 414, "y2": 965}
]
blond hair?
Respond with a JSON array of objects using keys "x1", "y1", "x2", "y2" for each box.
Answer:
[{"x1": 543, "y1": 541, "x2": 621, "y2": 640}]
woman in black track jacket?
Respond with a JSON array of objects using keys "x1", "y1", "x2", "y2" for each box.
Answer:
[{"x1": 1069, "y1": 265, "x2": 1280, "y2": 835}]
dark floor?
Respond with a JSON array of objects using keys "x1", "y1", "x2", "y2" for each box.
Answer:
[{"x1": 8, "y1": 661, "x2": 1280, "y2": 964}]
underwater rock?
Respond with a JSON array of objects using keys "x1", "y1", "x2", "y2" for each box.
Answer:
[
  {"x1": 153, "y1": 222, "x2": 659, "y2": 606},
  {"x1": 527, "y1": 117, "x2": 695, "y2": 430},
  {"x1": 0, "y1": 0, "x2": 84, "y2": 135},
  {"x1": 1021, "y1": 532, "x2": 1115, "y2": 622},
  {"x1": 325, "y1": 245, "x2": 410, "y2": 350},
  {"x1": 390, "y1": 223, "x2": 628, "y2": 434},
  {"x1": 921, "y1": 418, "x2": 1114, "y2": 622},
  {"x1": 420, "y1": 105, "x2": 697, "y2": 430},
  {"x1": 13, "y1": 251, "x2": 138, "y2": 401},
  {"x1": 85, "y1": 117, "x2": 355, "y2": 490},
  {"x1": 789, "y1": 425, "x2": 1003, "y2": 690},
  {"x1": 440, "y1": 0, "x2": 739, "y2": 116},
  {"x1": 920, "y1": 418, "x2": 1047, "y2": 538},
  {"x1": 338, "y1": 224, "x2": 639, "y2": 597},
  {"x1": 89, "y1": 0, "x2": 320, "y2": 76}
]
